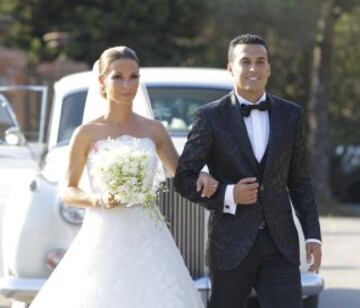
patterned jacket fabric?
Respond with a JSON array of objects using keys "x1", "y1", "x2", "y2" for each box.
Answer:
[{"x1": 174, "y1": 91, "x2": 321, "y2": 270}]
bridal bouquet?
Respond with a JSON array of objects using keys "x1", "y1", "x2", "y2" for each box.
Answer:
[{"x1": 91, "y1": 138, "x2": 164, "y2": 221}]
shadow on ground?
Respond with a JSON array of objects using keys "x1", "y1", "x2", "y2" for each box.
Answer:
[{"x1": 320, "y1": 288, "x2": 360, "y2": 308}]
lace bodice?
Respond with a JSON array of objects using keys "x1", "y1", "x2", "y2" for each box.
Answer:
[{"x1": 87, "y1": 135, "x2": 161, "y2": 194}]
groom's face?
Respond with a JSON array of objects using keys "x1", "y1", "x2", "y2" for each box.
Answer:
[{"x1": 227, "y1": 44, "x2": 271, "y2": 101}]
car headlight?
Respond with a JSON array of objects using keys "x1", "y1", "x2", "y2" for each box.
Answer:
[{"x1": 59, "y1": 201, "x2": 85, "y2": 225}]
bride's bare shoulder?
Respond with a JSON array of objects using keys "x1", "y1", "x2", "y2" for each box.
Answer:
[
  {"x1": 136, "y1": 115, "x2": 164, "y2": 132},
  {"x1": 136, "y1": 115, "x2": 169, "y2": 145},
  {"x1": 70, "y1": 117, "x2": 105, "y2": 147}
]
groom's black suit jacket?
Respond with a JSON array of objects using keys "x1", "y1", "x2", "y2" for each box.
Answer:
[{"x1": 174, "y1": 91, "x2": 321, "y2": 270}]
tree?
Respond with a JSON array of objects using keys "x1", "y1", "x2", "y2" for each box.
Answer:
[
  {"x1": 0, "y1": 0, "x2": 207, "y2": 66},
  {"x1": 329, "y1": 5, "x2": 360, "y2": 203},
  {"x1": 307, "y1": 0, "x2": 337, "y2": 205},
  {"x1": 307, "y1": 0, "x2": 359, "y2": 208},
  {"x1": 2, "y1": 0, "x2": 360, "y2": 205}
]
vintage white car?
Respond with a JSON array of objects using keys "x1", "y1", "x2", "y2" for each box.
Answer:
[
  {"x1": 0, "y1": 89, "x2": 48, "y2": 307},
  {"x1": 0, "y1": 92, "x2": 41, "y2": 172},
  {"x1": 0, "y1": 68, "x2": 324, "y2": 308}
]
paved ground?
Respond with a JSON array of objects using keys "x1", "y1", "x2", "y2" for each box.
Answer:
[{"x1": 319, "y1": 215, "x2": 360, "y2": 308}]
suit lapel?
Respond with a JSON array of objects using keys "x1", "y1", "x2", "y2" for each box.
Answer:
[
  {"x1": 224, "y1": 92, "x2": 260, "y2": 176},
  {"x1": 263, "y1": 95, "x2": 286, "y2": 177}
]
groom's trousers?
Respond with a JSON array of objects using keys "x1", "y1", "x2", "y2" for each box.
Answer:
[{"x1": 209, "y1": 225, "x2": 302, "y2": 308}]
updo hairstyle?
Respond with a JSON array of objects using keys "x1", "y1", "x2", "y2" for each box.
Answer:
[{"x1": 98, "y1": 46, "x2": 139, "y2": 98}]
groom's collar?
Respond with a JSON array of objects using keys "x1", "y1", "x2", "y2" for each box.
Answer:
[{"x1": 233, "y1": 91, "x2": 267, "y2": 106}]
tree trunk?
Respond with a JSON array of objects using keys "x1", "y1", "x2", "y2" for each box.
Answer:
[{"x1": 308, "y1": 0, "x2": 339, "y2": 209}]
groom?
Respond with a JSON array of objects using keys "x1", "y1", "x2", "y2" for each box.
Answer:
[{"x1": 174, "y1": 34, "x2": 322, "y2": 308}]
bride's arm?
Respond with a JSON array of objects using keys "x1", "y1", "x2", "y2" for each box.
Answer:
[
  {"x1": 62, "y1": 126, "x2": 100, "y2": 208},
  {"x1": 152, "y1": 121, "x2": 218, "y2": 198},
  {"x1": 152, "y1": 122, "x2": 179, "y2": 177}
]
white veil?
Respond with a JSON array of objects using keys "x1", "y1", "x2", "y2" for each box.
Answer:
[{"x1": 81, "y1": 61, "x2": 107, "y2": 124}]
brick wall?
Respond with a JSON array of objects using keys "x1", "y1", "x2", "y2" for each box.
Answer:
[
  {"x1": 0, "y1": 45, "x2": 28, "y2": 133},
  {"x1": 0, "y1": 46, "x2": 88, "y2": 142}
]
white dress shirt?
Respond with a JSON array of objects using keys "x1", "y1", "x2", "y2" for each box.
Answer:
[
  {"x1": 223, "y1": 91, "x2": 268, "y2": 214},
  {"x1": 222, "y1": 91, "x2": 321, "y2": 245}
]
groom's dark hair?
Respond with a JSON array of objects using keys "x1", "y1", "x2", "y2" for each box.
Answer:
[{"x1": 228, "y1": 34, "x2": 269, "y2": 63}]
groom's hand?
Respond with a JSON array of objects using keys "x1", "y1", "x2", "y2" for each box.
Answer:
[
  {"x1": 233, "y1": 177, "x2": 259, "y2": 205},
  {"x1": 306, "y1": 242, "x2": 322, "y2": 273}
]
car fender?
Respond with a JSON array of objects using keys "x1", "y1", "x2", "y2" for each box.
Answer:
[{"x1": 2, "y1": 175, "x2": 79, "y2": 278}]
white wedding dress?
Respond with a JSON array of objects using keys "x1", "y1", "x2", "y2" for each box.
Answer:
[{"x1": 30, "y1": 135, "x2": 204, "y2": 308}]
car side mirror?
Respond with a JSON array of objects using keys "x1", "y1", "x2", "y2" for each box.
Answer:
[{"x1": 4, "y1": 126, "x2": 26, "y2": 146}]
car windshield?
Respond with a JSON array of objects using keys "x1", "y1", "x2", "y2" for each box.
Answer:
[
  {"x1": 147, "y1": 86, "x2": 230, "y2": 135},
  {"x1": 57, "y1": 91, "x2": 87, "y2": 145},
  {"x1": 0, "y1": 98, "x2": 16, "y2": 143},
  {"x1": 55, "y1": 85, "x2": 230, "y2": 146}
]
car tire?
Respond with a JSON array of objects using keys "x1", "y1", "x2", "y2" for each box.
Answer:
[{"x1": 303, "y1": 295, "x2": 319, "y2": 308}]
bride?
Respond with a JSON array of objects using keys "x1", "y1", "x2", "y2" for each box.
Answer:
[{"x1": 29, "y1": 46, "x2": 219, "y2": 308}]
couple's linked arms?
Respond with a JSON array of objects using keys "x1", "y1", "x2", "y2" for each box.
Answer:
[
  {"x1": 174, "y1": 110, "x2": 227, "y2": 211},
  {"x1": 174, "y1": 110, "x2": 258, "y2": 211},
  {"x1": 63, "y1": 120, "x2": 219, "y2": 209}
]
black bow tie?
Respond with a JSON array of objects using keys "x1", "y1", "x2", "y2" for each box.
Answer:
[{"x1": 240, "y1": 100, "x2": 271, "y2": 117}]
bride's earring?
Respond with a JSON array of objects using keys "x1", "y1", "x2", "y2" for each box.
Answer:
[{"x1": 101, "y1": 86, "x2": 107, "y2": 97}]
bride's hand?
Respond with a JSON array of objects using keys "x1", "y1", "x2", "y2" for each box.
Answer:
[
  {"x1": 196, "y1": 172, "x2": 219, "y2": 198},
  {"x1": 97, "y1": 192, "x2": 120, "y2": 209}
]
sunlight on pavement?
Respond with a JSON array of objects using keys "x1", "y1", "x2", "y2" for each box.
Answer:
[{"x1": 319, "y1": 216, "x2": 360, "y2": 308}]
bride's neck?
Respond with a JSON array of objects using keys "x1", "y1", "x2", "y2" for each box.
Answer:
[{"x1": 104, "y1": 105, "x2": 134, "y2": 124}]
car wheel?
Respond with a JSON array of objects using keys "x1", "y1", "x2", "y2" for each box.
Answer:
[
  {"x1": 303, "y1": 295, "x2": 319, "y2": 308},
  {"x1": 246, "y1": 297, "x2": 261, "y2": 308}
]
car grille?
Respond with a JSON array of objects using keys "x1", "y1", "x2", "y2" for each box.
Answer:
[{"x1": 158, "y1": 178, "x2": 206, "y2": 279}]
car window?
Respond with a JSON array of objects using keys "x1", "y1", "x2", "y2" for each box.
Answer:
[
  {"x1": 147, "y1": 87, "x2": 230, "y2": 134},
  {"x1": 57, "y1": 91, "x2": 87, "y2": 145},
  {"x1": 0, "y1": 99, "x2": 16, "y2": 143}
]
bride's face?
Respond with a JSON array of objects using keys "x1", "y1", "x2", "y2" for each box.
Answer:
[{"x1": 101, "y1": 58, "x2": 140, "y2": 106}]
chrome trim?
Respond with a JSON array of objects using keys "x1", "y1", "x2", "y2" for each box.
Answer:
[
  {"x1": 158, "y1": 178, "x2": 206, "y2": 279},
  {"x1": 59, "y1": 201, "x2": 85, "y2": 226},
  {"x1": 194, "y1": 276, "x2": 211, "y2": 291},
  {"x1": 36, "y1": 173, "x2": 59, "y2": 186},
  {"x1": 301, "y1": 272, "x2": 324, "y2": 296},
  {"x1": 0, "y1": 85, "x2": 48, "y2": 143},
  {"x1": 194, "y1": 277, "x2": 211, "y2": 306},
  {"x1": 0, "y1": 277, "x2": 45, "y2": 302}
]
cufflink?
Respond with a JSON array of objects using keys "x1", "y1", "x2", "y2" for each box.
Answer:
[{"x1": 225, "y1": 205, "x2": 230, "y2": 209}]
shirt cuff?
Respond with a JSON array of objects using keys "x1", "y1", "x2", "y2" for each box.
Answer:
[
  {"x1": 305, "y1": 239, "x2": 322, "y2": 245},
  {"x1": 223, "y1": 184, "x2": 237, "y2": 215}
]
